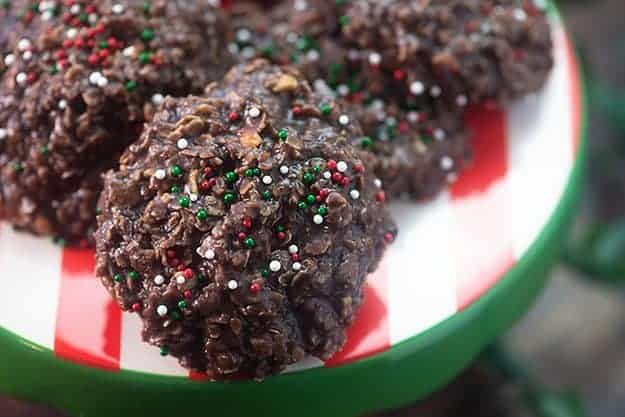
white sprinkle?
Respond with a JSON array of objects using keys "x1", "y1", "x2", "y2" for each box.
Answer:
[
  {"x1": 227, "y1": 280, "x2": 239, "y2": 290},
  {"x1": 248, "y1": 106, "x2": 261, "y2": 118},
  {"x1": 434, "y1": 129, "x2": 446, "y2": 141},
  {"x1": 307, "y1": 50, "x2": 320, "y2": 61},
  {"x1": 58, "y1": 100, "x2": 67, "y2": 110},
  {"x1": 175, "y1": 274, "x2": 186, "y2": 285},
  {"x1": 41, "y1": 11, "x2": 53, "y2": 20},
  {"x1": 241, "y1": 46, "x2": 256, "y2": 59},
  {"x1": 177, "y1": 138, "x2": 189, "y2": 149},
  {"x1": 70, "y1": 4, "x2": 81, "y2": 14},
  {"x1": 440, "y1": 156, "x2": 454, "y2": 170},
  {"x1": 336, "y1": 161, "x2": 348, "y2": 172},
  {"x1": 338, "y1": 115, "x2": 350, "y2": 126},
  {"x1": 407, "y1": 111, "x2": 419, "y2": 123},
  {"x1": 0, "y1": 128, "x2": 7, "y2": 140},
  {"x1": 4, "y1": 54, "x2": 15, "y2": 66},
  {"x1": 368, "y1": 52, "x2": 381, "y2": 65},
  {"x1": 236, "y1": 28, "x2": 251, "y2": 43},
  {"x1": 189, "y1": 193, "x2": 198, "y2": 202},
  {"x1": 156, "y1": 305, "x2": 168, "y2": 317},
  {"x1": 17, "y1": 38, "x2": 31, "y2": 51},
  {"x1": 227, "y1": 43, "x2": 239, "y2": 54},
  {"x1": 88, "y1": 13, "x2": 98, "y2": 24},
  {"x1": 294, "y1": 0, "x2": 307, "y2": 11},
  {"x1": 15, "y1": 72, "x2": 27, "y2": 85},
  {"x1": 200, "y1": 248, "x2": 216, "y2": 260},
  {"x1": 456, "y1": 95, "x2": 468, "y2": 107},
  {"x1": 154, "y1": 275, "x2": 165, "y2": 285},
  {"x1": 410, "y1": 81, "x2": 425, "y2": 95},
  {"x1": 313, "y1": 214, "x2": 324, "y2": 225},
  {"x1": 323, "y1": 171, "x2": 332, "y2": 180},
  {"x1": 112, "y1": 3, "x2": 125, "y2": 14},
  {"x1": 89, "y1": 71, "x2": 103, "y2": 85},
  {"x1": 269, "y1": 260, "x2": 281, "y2": 272},
  {"x1": 374, "y1": 178, "x2": 382, "y2": 188},
  {"x1": 481, "y1": 23, "x2": 492, "y2": 34},
  {"x1": 350, "y1": 189, "x2": 360, "y2": 200},
  {"x1": 123, "y1": 46, "x2": 135, "y2": 57},
  {"x1": 154, "y1": 168, "x2": 166, "y2": 180},
  {"x1": 38, "y1": 1, "x2": 54, "y2": 12},
  {"x1": 279, "y1": 165, "x2": 289, "y2": 175},
  {"x1": 262, "y1": 175, "x2": 273, "y2": 185},
  {"x1": 22, "y1": 50, "x2": 32, "y2": 61},
  {"x1": 430, "y1": 85, "x2": 442, "y2": 97},
  {"x1": 286, "y1": 32, "x2": 298, "y2": 44},
  {"x1": 152, "y1": 93, "x2": 164, "y2": 105},
  {"x1": 66, "y1": 28, "x2": 78, "y2": 39},
  {"x1": 513, "y1": 8, "x2": 527, "y2": 21},
  {"x1": 288, "y1": 245, "x2": 299, "y2": 254},
  {"x1": 292, "y1": 262, "x2": 302, "y2": 271},
  {"x1": 337, "y1": 85, "x2": 350, "y2": 96},
  {"x1": 97, "y1": 76, "x2": 108, "y2": 88}
]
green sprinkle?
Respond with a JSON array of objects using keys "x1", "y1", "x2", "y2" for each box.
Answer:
[
  {"x1": 244, "y1": 168, "x2": 255, "y2": 178},
  {"x1": 54, "y1": 237, "x2": 67, "y2": 247},
  {"x1": 224, "y1": 171, "x2": 238, "y2": 183},
  {"x1": 141, "y1": 28, "x2": 154, "y2": 42},
  {"x1": 261, "y1": 190, "x2": 272, "y2": 201},
  {"x1": 125, "y1": 80, "x2": 137, "y2": 91},
  {"x1": 319, "y1": 103, "x2": 332, "y2": 116},
  {"x1": 177, "y1": 300, "x2": 187, "y2": 309},
  {"x1": 113, "y1": 273, "x2": 122, "y2": 283},
  {"x1": 302, "y1": 172, "x2": 315, "y2": 185},
  {"x1": 196, "y1": 209, "x2": 208, "y2": 221},
  {"x1": 170, "y1": 164, "x2": 183, "y2": 177},
  {"x1": 243, "y1": 237, "x2": 256, "y2": 249},
  {"x1": 223, "y1": 192, "x2": 235, "y2": 205},
  {"x1": 170, "y1": 185, "x2": 180, "y2": 194},
  {"x1": 261, "y1": 44, "x2": 275, "y2": 58},
  {"x1": 128, "y1": 271, "x2": 139, "y2": 280},
  {"x1": 421, "y1": 135, "x2": 433, "y2": 144},
  {"x1": 312, "y1": 166, "x2": 321, "y2": 173},
  {"x1": 40, "y1": 145, "x2": 49, "y2": 155},
  {"x1": 275, "y1": 225, "x2": 285, "y2": 232},
  {"x1": 317, "y1": 205, "x2": 328, "y2": 216},
  {"x1": 78, "y1": 12, "x2": 87, "y2": 23},
  {"x1": 142, "y1": 0, "x2": 151, "y2": 13},
  {"x1": 297, "y1": 201, "x2": 307, "y2": 210},
  {"x1": 253, "y1": 167, "x2": 261, "y2": 176},
  {"x1": 0, "y1": 0, "x2": 10, "y2": 10},
  {"x1": 306, "y1": 194, "x2": 316, "y2": 204},
  {"x1": 49, "y1": 64, "x2": 58, "y2": 75},
  {"x1": 160, "y1": 346, "x2": 169, "y2": 356},
  {"x1": 278, "y1": 128, "x2": 288, "y2": 141},
  {"x1": 98, "y1": 40, "x2": 108, "y2": 49},
  {"x1": 261, "y1": 268, "x2": 269, "y2": 278},
  {"x1": 13, "y1": 161, "x2": 23, "y2": 173},
  {"x1": 171, "y1": 311, "x2": 182, "y2": 320},
  {"x1": 178, "y1": 196, "x2": 190, "y2": 208},
  {"x1": 339, "y1": 15, "x2": 350, "y2": 26},
  {"x1": 139, "y1": 51, "x2": 151, "y2": 64},
  {"x1": 361, "y1": 136, "x2": 373, "y2": 148},
  {"x1": 296, "y1": 36, "x2": 314, "y2": 52},
  {"x1": 95, "y1": 208, "x2": 102, "y2": 215}
]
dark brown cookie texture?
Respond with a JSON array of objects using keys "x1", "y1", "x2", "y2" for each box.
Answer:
[
  {"x1": 0, "y1": 0, "x2": 232, "y2": 243},
  {"x1": 229, "y1": 0, "x2": 553, "y2": 198},
  {"x1": 95, "y1": 60, "x2": 397, "y2": 380}
]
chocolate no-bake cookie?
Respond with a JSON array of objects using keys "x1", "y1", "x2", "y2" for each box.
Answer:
[
  {"x1": 95, "y1": 60, "x2": 397, "y2": 379},
  {"x1": 0, "y1": 0, "x2": 232, "y2": 242},
  {"x1": 229, "y1": 0, "x2": 552, "y2": 198}
]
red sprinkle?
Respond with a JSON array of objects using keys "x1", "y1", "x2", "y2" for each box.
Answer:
[
  {"x1": 184, "y1": 290, "x2": 193, "y2": 299},
  {"x1": 249, "y1": 282, "x2": 261, "y2": 294},
  {"x1": 203, "y1": 166, "x2": 213, "y2": 176},
  {"x1": 353, "y1": 163, "x2": 364, "y2": 173},
  {"x1": 384, "y1": 232, "x2": 394, "y2": 244},
  {"x1": 98, "y1": 49, "x2": 109, "y2": 60},
  {"x1": 73, "y1": 38, "x2": 85, "y2": 48},
  {"x1": 237, "y1": 232, "x2": 247, "y2": 241},
  {"x1": 27, "y1": 73, "x2": 37, "y2": 83},
  {"x1": 399, "y1": 121, "x2": 410, "y2": 134},
  {"x1": 62, "y1": 39, "x2": 73, "y2": 49},
  {"x1": 131, "y1": 303, "x2": 141, "y2": 312},
  {"x1": 340, "y1": 177, "x2": 350, "y2": 186},
  {"x1": 315, "y1": 195, "x2": 322, "y2": 202},
  {"x1": 319, "y1": 188, "x2": 330, "y2": 199},
  {"x1": 332, "y1": 172, "x2": 343, "y2": 183},
  {"x1": 276, "y1": 231, "x2": 286, "y2": 241},
  {"x1": 171, "y1": 258, "x2": 180, "y2": 267},
  {"x1": 242, "y1": 217, "x2": 252, "y2": 229},
  {"x1": 292, "y1": 106, "x2": 302, "y2": 117},
  {"x1": 376, "y1": 191, "x2": 386, "y2": 203},
  {"x1": 326, "y1": 160, "x2": 337, "y2": 171},
  {"x1": 183, "y1": 268, "x2": 194, "y2": 279},
  {"x1": 227, "y1": 111, "x2": 239, "y2": 122},
  {"x1": 393, "y1": 69, "x2": 405, "y2": 81},
  {"x1": 88, "y1": 54, "x2": 99, "y2": 65},
  {"x1": 167, "y1": 250, "x2": 176, "y2": 258},
  {"x1": 176, "y1": 264, "x2": 185, "y2": 272},
  {"x1": 291, "y1": 254, "x2": 300, "y2": 262}
]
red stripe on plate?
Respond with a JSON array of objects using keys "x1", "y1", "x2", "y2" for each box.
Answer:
[
  {"x1": 325, "y1": 263, "x2": 390, "y2": 367},
  {"x1": 451, "y1": 106, "x2": 515, "y2": 310},
  {"x1": 563, "y1": 32, "x2": 582, "y2": 153},
  {"x1": 55, "y1": 248, "x2": 122, "y2": 371}
]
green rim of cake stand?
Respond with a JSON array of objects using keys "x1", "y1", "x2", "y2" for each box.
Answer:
[{"x1": 0, "y1": 17, "x2": 587, "y2": 417}]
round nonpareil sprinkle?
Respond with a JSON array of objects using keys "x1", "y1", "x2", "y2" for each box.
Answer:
[
  {"x1": 292, "y1": 262, "x2": 302, "y2": 271},
  {"x1": 177, "y1": 138, "x2": 188, "y2": 149},
  {"x1": 349, "y1": 189, "x2": 360, "y2": 200},
  {"x1": 156, "y1": 305, "x2": 168, "y2": 317},
  {"x1": 262, "y1": 175, "x2": 273, "y2": 185},
  {"x1": 227, "y1": 280, "x2": 239, "y2": 290},
  {"x1": 248, "y1": 106, "x2": 261, "y2": 118},
  {"x1": 313, "y1": 214, "x2": 324, "y2": 225},
  {"x1": 269, "y1": 260, "x2": 281, "y2": 272},
  {"x1": 280, "y1": 165, "x2": 289, "y2": 175},
  {"x1": 154, "y1": 275, "x2": 165, "y2": 285},
  {"x1": 288, "y1": 244, "x2": 298, "y2": 254},
  {"x1": 336, "y1": 161, "x2": 348, "y2": 172},
  {"x1": 154, "y1": 169, "x2": 166, "y2": 180}
]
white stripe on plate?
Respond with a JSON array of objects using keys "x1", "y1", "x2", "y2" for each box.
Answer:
[
  {"x1": 120, "y1": 313, "x2": 188, "y2": 376},
  {"x1": 0, "y1": 223, "x2": 63, "y2": 349},
  {"x1": 507, "y1": 28, "x2": 574, "y2": 259},
  {"x1": 387, "y1": 194, "x2": 458, "y2": 345}
]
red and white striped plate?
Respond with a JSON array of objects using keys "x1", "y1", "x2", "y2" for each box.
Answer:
[{"x1": 0, "y1": 23, "x2": 581, "y2": 379}]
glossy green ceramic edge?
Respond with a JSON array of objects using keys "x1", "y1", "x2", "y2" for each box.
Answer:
[{"x1": 0, "y1": 9, "x2": 587, "y2": 417}]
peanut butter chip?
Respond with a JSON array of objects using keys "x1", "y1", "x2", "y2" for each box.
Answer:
[
  {"x1": 240, "y1": 128, "x2": 263, "y2": 148},
  {"x1": 268, "y1": 74, "x2": 298, "y2": 92}
]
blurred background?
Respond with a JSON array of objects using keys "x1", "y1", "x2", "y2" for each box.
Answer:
[{"x1": 2, "y1": 1, "x2": 625, "y2": 416}]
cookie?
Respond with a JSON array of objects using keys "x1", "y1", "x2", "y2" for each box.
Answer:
[
  {"x1": 95, "y1": 60, "x2": 397, "y2": 379},
  {"x1": 0, "y1": 0, "x2": 232, "y2": 243}
]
